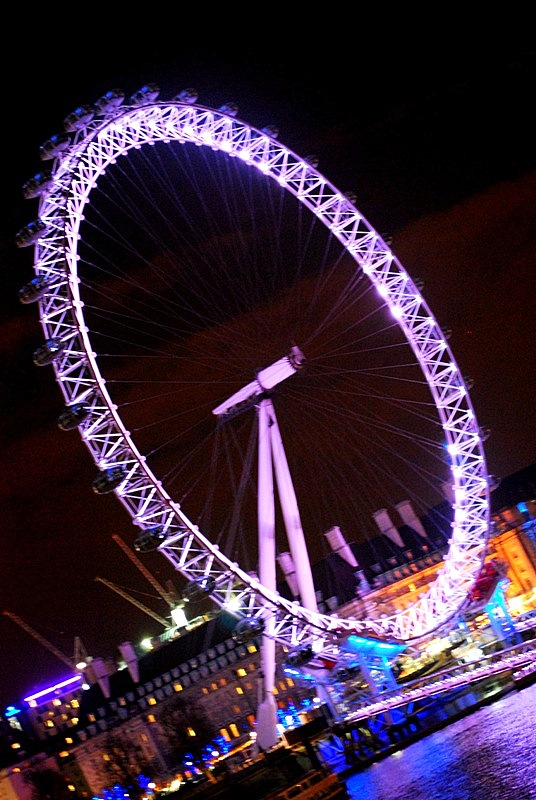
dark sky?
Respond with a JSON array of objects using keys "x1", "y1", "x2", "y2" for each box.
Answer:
[{"x1": 1, "y1": 18, "x2": 535, "y2": 710}]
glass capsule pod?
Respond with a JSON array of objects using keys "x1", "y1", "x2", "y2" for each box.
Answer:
[
  {"x1": 57, "y1": 403, "x2": 92, "y2": 431},
  {"x1": 182, "y1": 576, "x2": 216, "y2": 602},
  {"x1": 39, "y1": 133, "x2": 71, "y2": 160},
  {"x1": 22, "y1": 170, "x2": 54, "y2": 199},
  {"x1": 232, "y1": 616, "x2": 265, "y2": 644},
  {"x1": 15, "y1": 219, "x2": 48, "y2": 248},
  {"x1": 32, "y1": 338, "x2": 66, "y2": 366},
  {"x1": 129, "y1": 83, "x2": 160, "y2": 105},
  {"x1": 91, "y1": 466, "x2": 126, "y2": 494},
  {"x1": 134, "y1": 525, "x2": 167, "y2": 553},
  {"x1": 18, "y1": 276, "x2": 53, "y2": 304},
  {"x1": 63, "y1": 104, "x2": 95, "y2": 132}
]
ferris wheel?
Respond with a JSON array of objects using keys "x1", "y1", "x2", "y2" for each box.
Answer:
[{"x1": 17, "y1": 84, "x2": 491, "y2": 663}]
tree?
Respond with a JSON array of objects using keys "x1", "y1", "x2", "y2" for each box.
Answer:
[
  {"x1": 24, "y1": 766, "x2": 74, "y2": 800},
  {"x1": 156, "y1": 694, "x2": 219, "y2": 770},
  {"x1": 98, "y1": 731, "x2": 159, "y2": 800}
]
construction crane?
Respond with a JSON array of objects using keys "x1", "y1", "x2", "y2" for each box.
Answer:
[
  {"x1": 3, "y1": 610, "x2": 79, "y2": 671},
  {"x1": 112, "y1": 533, "x2": 179, "y2": 608},
  {"x1": 94, "y1": 577, "x2": 170, "y2": 628}
]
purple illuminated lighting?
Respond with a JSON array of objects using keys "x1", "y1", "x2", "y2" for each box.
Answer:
[{"x1": 24, "y1": 674, "x2": 82, "y2": 704}]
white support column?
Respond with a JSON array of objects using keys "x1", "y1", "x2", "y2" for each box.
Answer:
[
  {"x1": 256, "y1": 400, "x2": 279, "y2": 751},
  {"x1": 267, "y1": 399, "x2": 318, "y2": 612}
]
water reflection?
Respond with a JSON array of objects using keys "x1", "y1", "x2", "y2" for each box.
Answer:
[{"x1": 345, "y1": 683, "x2": 536, "y2": 800}]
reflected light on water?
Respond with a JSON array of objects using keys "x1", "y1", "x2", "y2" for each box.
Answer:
[{"x1": 345, "y1": 684, "x2": 536, "y2": 800}]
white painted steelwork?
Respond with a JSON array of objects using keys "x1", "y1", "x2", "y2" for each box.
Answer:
[{"x1": 22, "y1": 87, "x2": 490, "y2": 659}]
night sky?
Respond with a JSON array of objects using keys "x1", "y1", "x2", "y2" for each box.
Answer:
[{"x1": 1, "y1": 18, "x2": 535, "y2": 710}]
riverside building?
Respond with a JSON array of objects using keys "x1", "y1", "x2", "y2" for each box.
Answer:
[{"x1": 1, "y1": 465, "x2": 535, "y2": 799}]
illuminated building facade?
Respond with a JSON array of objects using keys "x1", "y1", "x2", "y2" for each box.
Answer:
[{"x1": 1, "y1": 465, "x2": 535, "y2": 797}]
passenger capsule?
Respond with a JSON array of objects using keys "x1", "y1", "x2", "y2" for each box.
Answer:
[
  {"x1": 32, "y1": 338, "x2": 66, "y2": 366},
  {"x1": 15, "y1": 219, "x2": 49, "y2": 248},
  {"x1": 488, "y1": 474, "x2": 501, "y2": 491},
  {"x1": 285, "y1": 644, "x2": 314, "y2": 668},
  {"x1": 134, "y1": 525, "x2": 167, "y2": 553},
  {"x1": 92, "y1": 466, "x2": 126, "y2": 494},
  {"x1": 63, "y1": 104, "x2": 95, "y2": 132},
  {"x1": 94, "y1": 89, "x2": 125, "y2": 114},
  {"x1": 218, "y1": 102, "x2": 238, "y2": 117},
  {"x1": 129, "y1": 83, "x2": 160, "y2": 105},
  {"x1": 344, "y1": 191, "x2": 357, "y2": 204},
  {"x1": 57, "y1": 403, "x2": 92, "y2": 431},
  {"x1": 182, "y1": 577, "x2": 216, "y2": 602},
  {"x1": 261, "y1": 125, "x2": 279, "y2": 138},
  {"x1": 479, "y1": 426, "x2": 491, "y2": 441},
  {"x1": 39, "y1": 133, "x2": 71, "y2": 160},
  {"x1": 232, "y1": 617, "x2": 265, "y2": 644},
  {"x1": 22, "y1": 171, "x2": 54, "y2": 199},
  {"x1": 173, "y1": 88, "x2": 198, "y2": 104},
  {"x1": 304, "y1": 155, "x2": 319, "y2": 167},
  {"x1": 18, "y1": 276, "x2": 53, "y2": 304}
]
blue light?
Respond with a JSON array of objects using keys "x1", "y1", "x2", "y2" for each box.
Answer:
[
  {"x1": 5, "y1": 705, "x2": 21, "y2": 717},
  {"x1": 344, "y1": 635, "x2": 406, "y2": 657}
]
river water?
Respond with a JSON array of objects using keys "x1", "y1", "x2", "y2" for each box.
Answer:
[{"x1": 344, "y1": 682, "x2": 536, "y2": 800}]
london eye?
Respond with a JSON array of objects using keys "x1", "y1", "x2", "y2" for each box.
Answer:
[{"x1": 17, "y1": 83, "x2": 491, "y2": 688}]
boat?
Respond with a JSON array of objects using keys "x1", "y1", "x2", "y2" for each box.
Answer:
[
  {"x1": 175, "y1": 741, "x2": 349, "y2": 800},
  {"x1": 512, "y1": 660, "x2": 536, "y2": 690},
  {"x1": 263, "y1": 767, "x2": 350, "y2": 800}
]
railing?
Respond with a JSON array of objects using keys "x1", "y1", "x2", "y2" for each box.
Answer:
[{"x1": 343, "y1": 638, "x2": 536, "y2": 724}]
